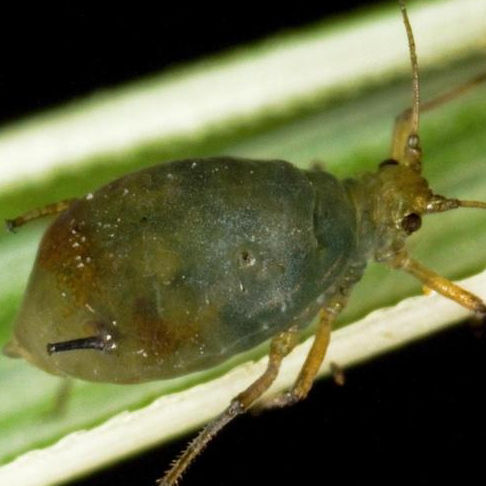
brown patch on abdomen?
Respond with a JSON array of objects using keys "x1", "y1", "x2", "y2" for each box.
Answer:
[
  {"x1": 132, "y1": 297, "x2": 203, "y2": 362},
  {"x1": 37, "y1": 204, "x2": 99, "y2": 306}
]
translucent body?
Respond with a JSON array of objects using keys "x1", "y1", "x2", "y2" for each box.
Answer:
[{"x1": 7, "y1": 157, "x2": 360, "y2": 383}]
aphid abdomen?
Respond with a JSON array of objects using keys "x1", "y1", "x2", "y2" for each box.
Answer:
[{"x1": 9, "y1": 157, "x2": 359, "y2": 383}]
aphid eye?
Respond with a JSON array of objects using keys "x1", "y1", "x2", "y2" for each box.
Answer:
[
  {"x1": 401, "y1": 213, "x2": 422, "y2": 234},
  {"x1": 379, "y1": 158, "x2": 399, "y2": 169}
]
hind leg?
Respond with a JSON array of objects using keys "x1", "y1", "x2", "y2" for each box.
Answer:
[
  {"x1": 6, "y1": 198, "x2": 76, "y2": 232},
  {"x1": 158, "y1": 326, "x2": 300, "y2": 486}
]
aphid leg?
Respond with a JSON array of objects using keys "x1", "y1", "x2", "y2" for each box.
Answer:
[
  {"x1": 310, "y1": 160, "x2": 327, "y2": 172},
  {"x1": 5, "y1": 198, "x2": 76, "y2": 232},
  {"x1": 259, "y1": 305, "x2": 338, "y2": 410},
  {"x1": 46, "y1": 379, "x2": 73, "y2": 418},
  {"x1": 158, "y1": 326, "x2": 299, "y2": 486},
  {"x1": 390, "y1": 251, "x2": 486, "y2": 314},
  {"x1": 419, "y1": 72, "x2": 486, "y2": 114},
  {"x1": 330, "y1": 361, "x2": 346, "y2": 387}
]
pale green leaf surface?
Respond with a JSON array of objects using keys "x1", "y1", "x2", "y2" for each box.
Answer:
[{"x1": 0, "y1": 1, "x2": 485, "y2": 485}]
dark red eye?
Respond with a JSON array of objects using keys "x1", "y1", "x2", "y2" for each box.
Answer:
[{"x1": 401, "y1": 213, "x2": 422, "y2": 234}]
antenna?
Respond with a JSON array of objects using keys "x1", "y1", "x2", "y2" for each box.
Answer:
[{"x1": 399, "y1": 0, "x2": 420, "y2": 136}]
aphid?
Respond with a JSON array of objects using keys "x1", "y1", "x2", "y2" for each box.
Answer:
[{"x1": 2, "y1": 1, "x2": 485, "y2": 484}]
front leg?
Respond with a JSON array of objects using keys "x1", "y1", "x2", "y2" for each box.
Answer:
[{"x1": 389, "y1": 251, "x2": 486, "y2": 315}]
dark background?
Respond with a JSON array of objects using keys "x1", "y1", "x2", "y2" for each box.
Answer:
[
  {"x1": 1, "y1": 1, "x2": 381, "y2": 126},
  {"x1": 2, "y1": 2, "x2": 486, "y2": 486}
]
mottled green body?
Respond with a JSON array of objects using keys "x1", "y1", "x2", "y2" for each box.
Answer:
[{"x1": 8, "y1": 157, "x2": 360, "y2": 383}]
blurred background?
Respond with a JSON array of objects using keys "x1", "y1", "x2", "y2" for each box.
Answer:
[
  {"x1": 1, "y1": 2, "x2": 486, "y2": 485},
  {"x1": 0, "y1": 1, "x2": 380, "y2": 126}
]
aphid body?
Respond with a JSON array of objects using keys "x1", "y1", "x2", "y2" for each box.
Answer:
[
  {"x1": 5, "y1": 157, "x2": 359, "y2": 382},
  {"x1": 3, "y1": 2, "x2": 485, "y2": 484}
]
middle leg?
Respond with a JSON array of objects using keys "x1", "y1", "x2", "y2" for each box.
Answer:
[{"x1": 261, "y1": 303, "x2": 341, "y2": 410}]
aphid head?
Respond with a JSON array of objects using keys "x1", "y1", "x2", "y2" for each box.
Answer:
[
  {"x1": 360, "y1": 1, "x2": 486, "y2": 261},
  {"x1": 355, "y1": 158, "x2": 486, "y2": 263},
  {"x1": 355, "y1": 159, "x2": 429, "y2": 261}
]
